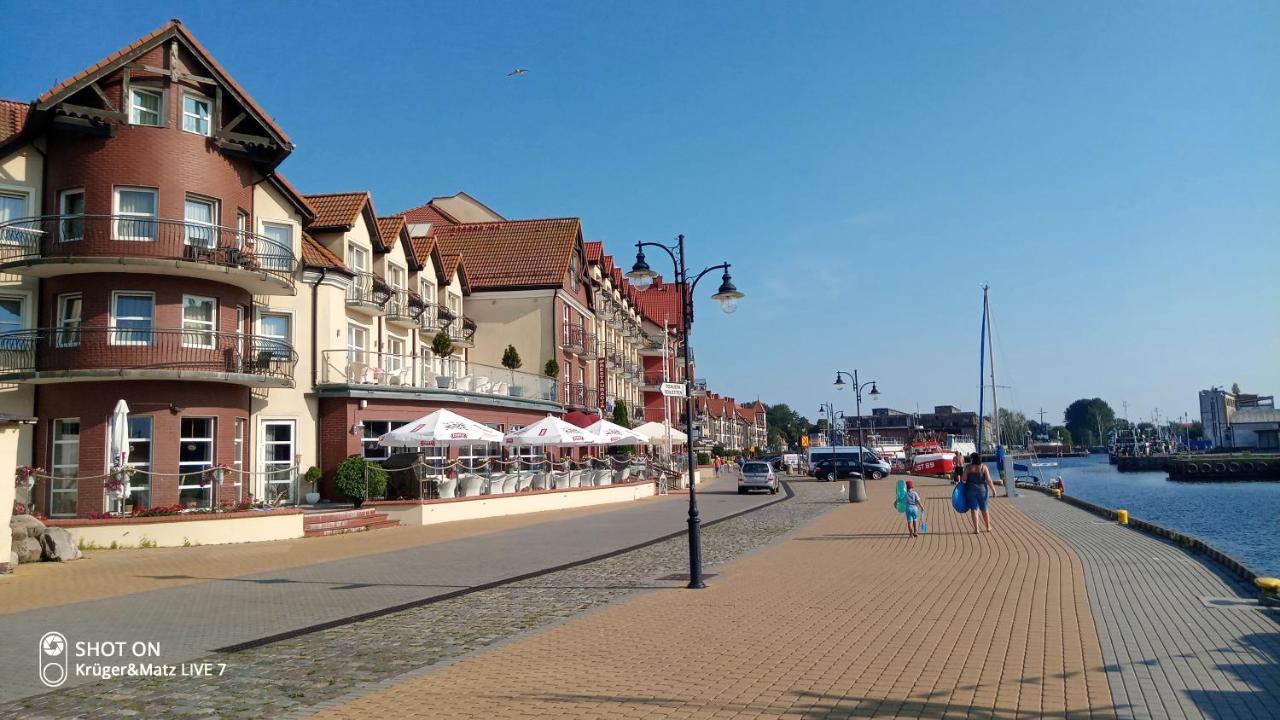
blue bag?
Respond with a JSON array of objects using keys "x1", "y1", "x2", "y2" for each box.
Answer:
[{"x1": 952, "y1": 483, "x2": 969, "y2": 513}]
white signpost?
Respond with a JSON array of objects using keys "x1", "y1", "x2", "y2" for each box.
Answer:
[{"x1": 660, "y1": 382, "x2": 687, "y2": 398}]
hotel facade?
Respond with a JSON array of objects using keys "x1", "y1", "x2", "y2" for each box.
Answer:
[{"x1": 0, "y1": 20, "x2": 765, "y2": 518}]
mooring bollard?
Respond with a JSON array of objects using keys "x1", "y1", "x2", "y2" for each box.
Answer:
[
  {"x1": 1256, "y1": 577, "x2": 1280, "y2": 607},
  {"x1": 1116, "y1": 509, "x2": 1129, "y2": 525},
  {"x1": 1052, "y1": 488, "x2": 1062, "y2": 499}
]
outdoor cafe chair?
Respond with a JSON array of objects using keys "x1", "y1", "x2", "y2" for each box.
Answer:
[
  {"x1": 436, "y1": 476, "x2": 458, "y2": 499},
  {"x1": 501, "y1": 474, "x2": 519, "y2": 494},
  {"x1": 531, "y1": 472, "x2": 549, "y2": 491},
  {"x1": 551, "y1": 471, "x2": 570, "y2": 490},
  {"x1": 458, "y1": 474, "x2": 485, "y2": 497}
]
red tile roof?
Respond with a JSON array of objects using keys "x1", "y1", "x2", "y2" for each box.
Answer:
[
  {"x1": 398, "y1": 201, "x2": 459, "y2": 226},
  {"x1": 0, "y1": 99, "x2": 30, "y2": 144},
  {"x1": 429, "y1": 218, "x2": 581, "y2": 290},
  {"x1": 584, "y1": 241, "x2": 603, "y2": 262},
  {"x1": 304, "y1": 192, "x2": 369, "y2": 231},
  {"x1": 36, "y1": 20, "x2": 291, "y2": 148},
  {"x1": 377, "y1": 215, "x2": 418, "y2": 269},
  {"x1": 634, "y1": 276, "x2": 688, "y2": 326},
  {"x1": 301, "y1": 234, "x2": 350, "y2": 273}
]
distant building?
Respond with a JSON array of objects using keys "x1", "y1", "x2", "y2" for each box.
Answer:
[
  {"x1": 845, "y1": 405, "x2": 994, "y2": 447},
  {"x1": 1200, "y1": 387, "x2": 1275, "y2": 449}
]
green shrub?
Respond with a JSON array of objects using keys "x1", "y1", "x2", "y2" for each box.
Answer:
[
  {"x1": 544, "y1": 358, "x2": 559, "y2": 378},
  {"x1": 697, "y1": 452, "x2": 711, "y2": 466},
  {"x1": 334, "y1": 455, "x2": 388, "y2": 507},
  {"x1": 501, "y1": 345, "x2": 523, "y2": 370},
  {"x1": 431, "y1": 330, "x2": 454, "y2": 358},
  {"x1": 304, "y1": 466, "x2": 322, "y2": 490}
]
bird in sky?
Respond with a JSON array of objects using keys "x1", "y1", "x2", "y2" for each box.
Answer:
[{"x1": 507, "y1": 68, "x2": 528, "y2": 77}]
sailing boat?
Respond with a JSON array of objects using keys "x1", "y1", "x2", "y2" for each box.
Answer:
[{"x1": 976, "y1": 285, "x2": 1015, "y2": 496}]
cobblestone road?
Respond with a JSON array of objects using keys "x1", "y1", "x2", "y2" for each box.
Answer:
[{"x1": 1, "y1": 478, "x2": 842, "y2": 719}]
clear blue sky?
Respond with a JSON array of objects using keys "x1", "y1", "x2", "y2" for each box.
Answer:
[{"x1": 3, "y1": 1, "x2": 1276, "y2": 427}]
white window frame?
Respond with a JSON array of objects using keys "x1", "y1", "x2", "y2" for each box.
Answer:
[
  {"x1": 347, "y1": 322, "x2": 370, "y2": 371},
  {"x1": 386, "y1": 332, "x2": 406, "y2": 375},
  {"x1": 58, "y1": 188, "x2": 84, "y2": 242},
  {"x1": 259, "y1": 221, "x2": 293, "y2": 271},
  {"x1": 180, "y1": 92, "x2": 212, "y2": 136},
  {"x1": 128, "y1": 87, "x2": 163, "y2": 127},
  {"x1": 233, "y1": 417, "x2": 246, "y2": 501},
  {"x1": 361, "y1": 420, "x2": 407, "y2": 461},
  {"x1": 113, "y1": 186, "x2": 158, "y2": 242},
  {"x1": 260, "y1": 419, "x2": 296, "y2": 504},
  {"x1": 183, "y1": 195, "x2": 218, "y2": 249},
  {"x1": 178, "y1": 417, "x2": 215, "y2": 508},
  {"x1": 348, "y1": 243, "x2": 369, "y2": 273},
  {"x1": 387, "y1": 263, "x2": 405, "y2": 291},
  {"x1": 116, "y1": 416, "x2": 152, "y2": 512},
  {"x1": 109, "y1": 291, "x2": 155, "y2": 346},
  {"x1": 55, "y1": 293, "x2": 81, "y2": 348},
  {"x1": 181, "y1": 294, "x2": 218, "y2": 349},
  {"x1": 50, "y1": 418, "x2": 80, "y2": 517}
]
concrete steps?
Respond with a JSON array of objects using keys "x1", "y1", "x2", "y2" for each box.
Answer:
[{"x1": 303, "y1": 508, "x2": 399, "y2": 538}]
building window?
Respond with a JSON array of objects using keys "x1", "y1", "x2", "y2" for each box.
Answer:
[
  {"x1": 49, "y1": 418, "x2": 80, "y2": 517},
  {"x1": 59, "y1": 189, "x2": 84, "y2": 241},
  {"x1": 362, "y1": 420, "x2": 407, "y2": 460},
  {"x1": 0, "y1": 295, "x2": 22, "y2": 337},
  {"x1": 181, "y1": 295, "x2": 217, "y2": 349},
  {"x1": 347, "y1": 323, "x2": 369, "y2": 362},
  {"x1": 114, "y1": 187, "x2": 158, "y2": 241},
  {"x1": 459, "y1": 426, "x2": 499, "y2": 471},
  {"x1": 236, "y1": 211, "x2": 248, "y2": 246},
  {"x1": 55, "y1": 293, "x2": 81, "y2": 348},
  {"x1": 259, "y1": 312, "x2": 290, "y2": 356},
  {"x1": 233, "y1": 417, "x2": 245, "y2": 499},
  {"x1": 386, "y1": 333, "x2": 406, "y2": 375},
  {"x1": 262, "y1": 420, "x2": 296, "y2": 504},
  {"x1": 129, "y1": 88, "x2": 162, "y2": 126},
  {"x1": 420, "y1": 278, "x2": 437, "y2": 324},
  {"x1": 388, "y1": 264, "x2": 404, "y2": 291},
  {"x1": 0, "y1": 191, "x2": 26, "y2": 223},
  {"x1": 181, "y1": 93, "x2": 211, "y2": 136},
  {"x1": 447, "y1": 292, "x2": 461, "y2": 318},
  {"x1": 348, "y1": 243, "x2": 369, "y2": 273},
  {"x1": 123, "y1": 416, "x2": 152, "y2": 511},
  {"x1": 183, "y1": 196, "x2": 217, "y2": 249},
  {"x1": 178, "y1": 417, "x2": 215, "y2": 508},
  {"x1": 571, "y1": 255, "x2": 580, "y2": 291},
  {"x1": 260, "y1": 222, "x2": 292, "y2": 270},
  {"x1": 110, "y1": 291, "x2": 154, "y2": 346}
]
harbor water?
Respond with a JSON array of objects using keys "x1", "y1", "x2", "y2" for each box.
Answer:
[{"x1": 1005, "y1": 454, "x2": 1280, "y2": 577}]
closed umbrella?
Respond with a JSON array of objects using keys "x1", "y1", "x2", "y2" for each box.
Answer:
[
  {"x1": 632, "y1": 421, "x2": 687, "y2": 444},
  {"x1": 107, "y1": 400, "x2": 130, "y2": 512}
]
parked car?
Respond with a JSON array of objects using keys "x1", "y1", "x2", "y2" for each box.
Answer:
[
  {"x1": 811, "y1": 454, "x2": 891, "y2": 481},
  {"x1": 738, "y1": 461, "x2": 780, "y2": 494}
]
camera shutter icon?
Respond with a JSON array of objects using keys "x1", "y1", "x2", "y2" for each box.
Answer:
[{"x1": 39, "y1": 632, "x2": 68, "y2": 688}]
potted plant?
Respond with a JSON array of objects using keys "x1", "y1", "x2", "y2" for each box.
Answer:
[
  {"x1": 303, "y1": 466, "x2": 322, "y2": 505},
  {"x1": 502, "y1": 344, "x2": 523, "y2": 397},
  {"x1": 544, "y1": 358, "x2": 559, "y2": 401},
  {"x1": 431, "y1": 330, "x2": 455, "y2": 388},
  {"x1": 334, "y1": 455, "x2": 388, "y2": 509}
]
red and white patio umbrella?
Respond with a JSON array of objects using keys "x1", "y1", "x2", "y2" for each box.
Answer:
[
  {"x1": 503, "y1": 415, "x2": 601, "y2": 447},
  {"x1": 377, "y1": 409, "x2": 503, "y2": 448}
]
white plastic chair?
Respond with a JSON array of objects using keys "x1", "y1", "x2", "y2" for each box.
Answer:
[
  {"x1": 436, "y1": 476, "x2": 458, "y2": 499},
  {"x1": 491, "y1": 381, "x2": 509, "y2": 395},
  {"x1": 552, "y1": 471, "x2": 570, "y2": 490},
  {"x1": 568, "y1": 470, "x2": 582, "y2": 488},
  {"x1": 455, "y1": 376, "x2": 474, "y2": 392},
  {"x1": 531, "y1": 472, "x2": 549, "y2": 491},
  {"x1": 597, "y1": 469, "x2": 613, "y2": 486},
  {"x1": 501, "y1": 474, "x2": 519, "y2": 494},
  {"x1": 458, "y1": 474, "x2": 484, "y2": 497},
  {"x1": 473, "y1": 377, "x2": 492, "y2": 393},
  {"x1": 516, "y1": 473, "x2": 533, "y2": 492}
]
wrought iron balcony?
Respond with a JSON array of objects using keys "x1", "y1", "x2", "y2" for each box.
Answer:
[
  {"x1": 385, "y1": 289, "x2": 427, "y2": 326},
  {"x1": 0, "y1": 215, "x2": 297, "y2": 295},
  {"x1": 346, "y1": 271, "x2": 392, "y2": 311},
  {"x1": 559, "y1": 325, "x2": 592, "y2": 356},
  {"x1": 564, "y1": 382, "x2": 592, "y2": 408},
  {"x1": 0, "y1": 327, "x2": 297, "y2": 387}
]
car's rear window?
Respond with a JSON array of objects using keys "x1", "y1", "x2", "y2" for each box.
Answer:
[{"x1": 743, "y1": 462, "x2": 769, "y2": 473}]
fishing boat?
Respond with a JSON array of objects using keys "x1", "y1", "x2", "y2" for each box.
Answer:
[{"x1": 908, "y1": 435, "x2": 976, "y2": 476}]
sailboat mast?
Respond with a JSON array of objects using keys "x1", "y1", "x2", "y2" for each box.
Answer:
[
  {"x1": 976, "y1": 286, "x2": 988, "y2": 457},
  {"x1": 986, "y1": 289, "x2": 1013, "y2": 495}
]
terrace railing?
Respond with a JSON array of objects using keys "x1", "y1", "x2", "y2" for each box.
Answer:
[
  {"x1": 0, "y1": 214, "x2": 297, "y2": 290},
  {"x1": 346, "y1": 271, "x2": 392, "y2": 309},
  {"x1": 0, "y1": 327, "x2": 297, "y2": 385},
  {"x1": 320, "y1": 350, "x2": 557, "y2": 401}
]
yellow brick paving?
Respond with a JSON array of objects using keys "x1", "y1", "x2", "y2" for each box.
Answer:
[
  {"x1": 312, "y1": 478, "x2": 1116, "y2": 719},
  {"x1": 0, "y1": 499, "x2": 658, "y2": 615}
]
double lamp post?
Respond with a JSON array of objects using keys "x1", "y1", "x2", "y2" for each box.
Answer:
[
  {"x1": 627, "y1": 234, "x2": 743, "y2": 590},
  {"x1": 834, "y1": 370, "x2": 879, "y2": 503}
]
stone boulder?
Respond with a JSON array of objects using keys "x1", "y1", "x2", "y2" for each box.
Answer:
[
  {"x1": 39, "y1": 527, "x2": 81, "y2": 562},
  {"x1": 10, "y1": 513, "x2": 46, "y2": 542},
  {"x1": 9, "y1": 550, "x2": 17, "y2": 570},
  {"x1": 14, "y1": 536, "x2": 43, "y2": 564}
]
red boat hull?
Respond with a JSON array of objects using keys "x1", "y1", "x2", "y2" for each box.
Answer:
[{"x1": 911, "y1": 455, "x2": 955, "y2": 477}]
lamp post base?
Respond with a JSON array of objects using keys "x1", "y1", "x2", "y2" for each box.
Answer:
[
  {"x1": 686, "y1": 515, "x2": 706, "y2": 589},
  {"x1": 848, "y1": 477, "x2": 868, "y2": 502}
]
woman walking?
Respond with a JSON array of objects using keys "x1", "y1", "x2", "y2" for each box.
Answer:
[{"x1": 962, "y1": 453, "x2": 997, "y2": 534}]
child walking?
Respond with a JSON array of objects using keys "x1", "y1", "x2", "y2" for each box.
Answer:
[{"x1": 904, "y1": 479, "x2": 924, "y2": 537}]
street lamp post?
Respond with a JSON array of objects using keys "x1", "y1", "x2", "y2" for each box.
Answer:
[
  {"x1": 818, "y1": 402, "x2": 836, "y2": 449},
  {"x1": 834, "y1": 370, "x2": 879, "y2": 503},
  {"x1": 628, "y1": 235, "x2": 743, "y2": 590}
]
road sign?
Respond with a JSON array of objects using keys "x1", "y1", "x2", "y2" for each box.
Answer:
[
  {"x1": 800, "y1": 435, "x2": 810, "y2": 448},
  {"x1": 660, "y1": 382, "x2": 686, "y2": 398}
]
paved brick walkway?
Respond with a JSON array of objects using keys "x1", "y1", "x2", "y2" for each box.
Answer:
[
  {"x1": 1014, "y1": 491, "x2": 1280, "y2": 720},
  {"x1": 310, "y1": 478, "x2": 1116, "y2": 719}
]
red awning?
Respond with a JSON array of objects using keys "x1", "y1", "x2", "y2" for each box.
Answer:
[{"x1": 563, "y1": 410, "x2": 600, "y2": 428}]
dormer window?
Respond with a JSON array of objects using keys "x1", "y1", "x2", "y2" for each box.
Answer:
[
  {"x1": 182, "y1": 94, "x2": 212, "y2": 136},
  {"x1": 129, "y1": 88, "x2": 163, "y2": 126}
]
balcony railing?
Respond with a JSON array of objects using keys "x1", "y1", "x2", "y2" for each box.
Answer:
[
  {"x1": 385, "y1": 289, "x2": 427, "y2": 325},
  {"x1": 692, "y1": 378, "x2": 708, "y2": 395},
  {"x1": 347, "y1": 271, "x2": 392, "y2": 309},
  {"x1": 560, "y1": 325, "x2": 592, "y2": 355},
  {"x1": 0, "y1": 215, "x2": 298, "y2": 292},
  {"x1": 564, "y1": 382, "x2": 592, "y2": 407},
  {"x1": 0, "y1": 327, "x2": 297, "y2": 386},
  {"x1": 319, "y1": 350, "x2": 557, "y2": 401},
  {"x1": 642, "y1": 370, "x2": 667, "y2": 387}
]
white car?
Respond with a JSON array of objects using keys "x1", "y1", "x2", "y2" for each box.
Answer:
[{"x1": 738, "y1": 461, "x2": 780, "y2": 494}]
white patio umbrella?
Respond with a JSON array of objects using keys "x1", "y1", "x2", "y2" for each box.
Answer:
[
  {"x1": 632, "y1": 421, "x2": 688, "y2": 444},
  {"x1": 107, "y1": 400, "x2": 130, "y2": 513},
  {"x1": 584, "y1": 418, "x2": 647, "y2": 446},
  {"x1": 377, "y1": 408, "x2": 503, "y2": 448},
  {"x1": 503, "y1": 415, "x2": 601, "y2": 447}
]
